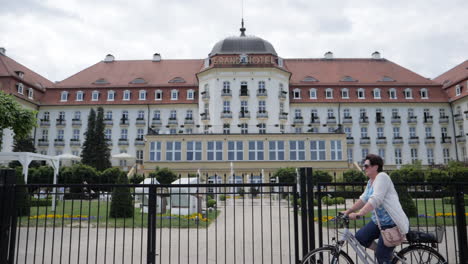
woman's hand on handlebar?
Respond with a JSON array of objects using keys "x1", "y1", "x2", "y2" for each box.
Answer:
[{"x1": 347, "y1": 212, "x2": 361, "y2": 220}]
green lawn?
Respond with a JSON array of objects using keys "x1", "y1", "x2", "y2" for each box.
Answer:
[{"x1": 18, "y1": 199, "x2": 220, "y2": 228}]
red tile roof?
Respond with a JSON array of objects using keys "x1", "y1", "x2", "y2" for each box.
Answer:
[
  {"x1": 434, "y1": 60, "x2": 468, "y2": 88},
  {"x1": 0, "y1": 54, "x2": 54, "y2": 90}
]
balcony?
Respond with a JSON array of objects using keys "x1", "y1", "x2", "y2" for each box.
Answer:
[
  {"x1": 184, "y1": 118, "x2": 194, "y2": 125},
  {"x1": 293, "y1": 116, "x2": 304, "y2": 125},
  {"x1": 135, "y1": 118, "x2": 146, "y2": 126},
  {"x1": 54, "y1": 139, "x2": 65, "y2": 147},
  {"x1": 424, "y1": 137, "x2": 436, "y2": 144},
  {"x1": 120, "y1": 118, "x2": 130, "y2": 126},
  {"x1": 310, "y1": 117, "x2": 320, "y2": 125},
  {"x1": 69, "y1": 139, "x2": 81, "y2": 146},
  {"x1": 441, "y1": 136, "x2": 452, "y2": 144},
  {"x1": 439, "y1": 116, "x2": 449, "y2": 124},
  {"x1": 56, "y1": 119, "x2": 66, "y2": 127},
  {"x1": 39, "y1": 119, "x2": 50, "y2": 126},
  {"x1": 239, "y1": 90, "x2": 250, "y2": 98},
  {"x1": 456, "y1": 135, "x2": 466, "y2": 143},
  {"x1": 423, "y1": 116, "x2": 433, "y2": 124},
  {"x1": 239, "y1": 111, "x2": 251, "y2": 119},
  {"x1": 360, "y1": 137, "x2": 371, "y2": 145},
  {"x1": 256, "y1": 111, "x2": 268, "y2": 119},
  {"x1": 220, "y1": 111, "x2": 233, "y2": 119},
  {"x1": 104, "y1": 119, "x2": 113, "y2": 126},
  {"x1": 134, "y1": 138, "x2": 145, "y2": 146},
  {"x1": 151, "y1": 118, "x2": 162, "y2": 126},
  {"x1": 105, "y1": 139, "x2": 113, "y2": 146},
  {"x1": 257, "y1": 89, "x2": 267, "y2": 97},
  {"x1": 342, "y1": 116, "x2": 353, "y2": 124},
  {"x1": 407, "y1": 116, "x2": 418, "y2": 124},
  {"x1": 359, "y1": 116, "x2": 369, "y2": 125},
  {"x1": 376, "y1": 137, "x2": 387, "y2": 145},
  {"x1": 465, "y1": 110, "x2": 468, "y2": 119},
  {"x1": 454, "y1": 114, "x2": 463, "y2": 123},
  {"x1": 408, "y1": 136, "x2": 420, "y2": 145},
  {"x1": 118, "y1": 138, "x2": 129, "y2": 146},
  {"x1": 278, "y1": 91, "x2": 287, "y2": 100},
  {"x1": 221, "y1": 90, "x2": 232, "y2": 97},
  {"x1": 391, "y1": 116, "x2": 401, "y2": 124},
  {"x1": 346, "y1": 137, "x2": 354, "y2": 145},
  {"x1": 71, "y1": 119, "x2": 82, "y2": 126},
  {"x1": 392, "y1": 137, "x2": 404, "y2": 145},
  {"x1": 326, "y1": 117, "x2": 337, "y2": 125},
  {"x1": 168, "y1": 118, "x2": 178, "y2": 125},
  {"x1": 201, "y1": 113, "x2": 210, "y2": 121},
  {"x1": 38, "y1": 139, "x2": 49, "y2": 147},
  {"x1": 201, "y1": 91, "x2": 210, "y2": 100},
  {"x1": 375, "y1": 116, "x2": 385, "y2": 124}
]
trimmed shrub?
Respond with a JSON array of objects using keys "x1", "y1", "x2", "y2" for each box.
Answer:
[
  {"x1": 109, "y1": 172, "x2": 134, "y2": 218},
  {"x1": 272, "y1": 167, "x2": 297, "y2": 183},
  {"x1": 343, "y1": 169, "x2": 366, "y2": 183},
  {"x1": 321, "y1": 196, "x2": 345, "y2": 205},
  {"x1": 30, "y1": 197, "x2": 52, "y2": 207},
  {"x1": 390, "y1": 170, "x2": 418, "y2": 217},
  {"x1": 219, "y1": 195, "x2": 226, "y2": 201},
  {"x1": 15, "y1": 168, "x2": 30, "y2": 216},
  {"x1": 207, "y1": 199, "x2": 217, "y2": 208}
]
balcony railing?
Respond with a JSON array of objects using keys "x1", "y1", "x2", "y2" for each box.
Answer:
[
  {"x1": 392, "y1": 137, "x2": 404, "y2": 145},
  {"x1": 407, "y1": 116, "x2": 418, "y2": 124},
  {"x1": 346, "y1": 137, "x2": 354, "y2": 145},
  {"x1": 441, "y1": 136, "x2": 451, "y2": 144},
  {"x1": 391, "y1": 116, "x2": 401, "y2": 124},
  {"x1": 278, "y1": 91, "x2": 287, "y2": 100},
  {"x1": 54, "y1": 139, "x2": 65, "y2": 147},
  {"x1": 408, "y1": 136, "x2": 420, "y2": 145},
  {"x1": 456, "y1": 135, "x2": 466, "y2": 143},
  {"x1": 104, "y1": 119, "x2": 113, "y2": 126},
  {"x1": 239, "y1": 90, "x2": 249, "y2": 97},
  {"x1": 359, "y1": 137, "x2": 371, "y2": 145},
  {"x1": 168, "y1": 118, "x2": 178, "y2": 125},
  {"x1": 56, "y1": 119, "x2": 66, "y2": 127},
  {"x1": 257, "y1": 89, "x2": 267, "y2": 97},
  {"x1": 135, "y1": 138, "x2": 145, "y2": 146},
  {"x1": 71, "y1": 119, "x2": 82, "y2": 126},
  {"x1": 70, "y1": 139, "x2": 81, "y2": 146},
  {"x1": 220, "y1": 111, "x2": 233, "y2": 119},
  {"x1": 454, "y1": 114, "x2": 463, "y2": 122},
  {"x1": 376, "y1": 137, "x2": 387, "y2": 145},
  {"x1": 424, "y1": 137, "x2": 436, "y2": 144},
  {"x1": 239, "y1": 111, "x2": 251, "y2": 119},
  {"x1": 184, "y1": 118, "x2": 194, "y2": 125},
  {"x1": 135, "y1": 118, "x2": 146, "y2": 125},
  {"x1": 105, "y1": 139, "x2": 113, "y2": 146},
  {"x1": 326, "y1": 117, "x2": 336, "y2": 125},
  {"x1": 375, "y1": 116, "x2": 385, "y2": 124},
  {"x1": 293, "y1": 116, "x2": 304, "y2": 125},
  {"x1": 359, "y1": 117, "x2": 369, "y2": 124},
  {"x1": 118, "y1": 138, "x2": 129, "y2": 146},
  {"x1": 38, "y1": 139, "x2": 49, "y2": 146},
  {"x1": 151, "y1": 118, "x2": 162, "y2": 126},
  {"x1": 40, "y1": 119, "x2": 50, "y2": 126},
  {"x1": 439, "y1": 116, "x2": 449, "y2": 124},
  {"x1": 310, "y1": 117, "x2": 320, "y2": 125},
  {"x1": 201, "y1": 92, "x2": 210, "y2": 100},
  {"x1": 423, "y1": 116, "x2": 433, "y2": 124},
  {"x1": 256, "y1": 111, "x2": 268, "y2": 119},
  {"x1": 343, "y1": 116, "x2": 352, "y2": 124},
  {"x1": 201, "y1": 113, "x2": 210, "y2": 121},
  {"x1": 279, "y1": 112, "x2": 287, "y2": 120},
  {"x1": 120, "y1": 119, "x2": 130, "y2": 126}
]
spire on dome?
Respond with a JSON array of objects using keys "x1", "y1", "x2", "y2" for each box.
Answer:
[{"x1": 240, "y1": 19, "x2": 246, "y2": 37}]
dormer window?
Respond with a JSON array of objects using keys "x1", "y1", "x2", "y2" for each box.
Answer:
[
  {"x1": 171, "y1": 89, "x2": 179, "y2": 100},
  {"x1": 404, "y1": 88, "x2": 413, "y2": 99},
  {"x1": 60, "y1": 91, "x2": 69, "y2": 102},
  {"x1": 373, "y1": 88, "x2": 381, "y2": 99},
  {"x1": 456, "y1": 85, "x2": 462, "y2": 96},
  {"x1": 91, "y1": 91, "x2": 99, "y2": 101},
  {"x1": 357, "y1": 88, "x2": 365, "y2": 99},
  {"x1": 155, "y1": 90, "x2": 163, "y2": 100},
  {"x1": 27, "y1": 88, "x2": 33, "y2": 99},
  {"x1": 130, "y1": 78, "x2": 147, "y2": 84},
  {"x1": 309, "y1": 88, "x2": 317, "y2": 99},
  {"x1": 123, "y1": 90, "x2": 131, "y2": 101},
  {"x1": 302, "y1": 76, "x2": 319, "y2": 82},
  {"x1": 16, "y1": 83, "x2": 24, "y2": 94},
  {"x1": 168, "y1": 77, "x2": 186, "y2": 83},
  {"x1": 325, "y1": 88, "x2": 333, "y2": 99},
  {"x1": 389, "y1": 88, "x2": 397, "y2": 99},
  {"x1": 76, "y1": 91, "x2": 84, "y2": 101},
  {"x1": 15, "y1": 71, "x2": 24, "y2": 79},
  {"x1": 187, "y1": 89, "x2": 194, "y2": 100},
  {"x1": 341, "y1": 88, "x2": 349, "y2": 99},
  {"x1": 240, "y1": 54, "x2": 248, "y2": 64},
  {"x1": 93, "y1": 78, "x2": 109, "y2": 85},
  {"x1": 139, "y1": 90, "x2": 147, "y2": 100},
  {"x1": 293, "y1": 88, "x2": 301, "y2": 99},
  {"x1": 420, "y1": 88, "x2": 428, "y2": 99},
  {"x1": 107, "y1": 90, "x2": 115, "y2": 101},
  {"x1": 341, "y1": 76, "x2": 357, "y2": 82},
  {"x1": 381, "y1": 76, "x2": 395, "y2": 82}
]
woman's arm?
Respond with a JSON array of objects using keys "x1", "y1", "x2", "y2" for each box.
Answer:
[{"x1": 343, "y1": 199, "x2": 365, "y2": 215}]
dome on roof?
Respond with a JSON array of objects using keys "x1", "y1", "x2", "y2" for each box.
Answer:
[{"x1": 209, "y1": 20, "x2": 277, "y2": 57}]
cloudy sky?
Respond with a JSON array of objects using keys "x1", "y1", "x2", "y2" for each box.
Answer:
[{"x1": 1, "y1": 0, "x2": 467, "y2": 82}]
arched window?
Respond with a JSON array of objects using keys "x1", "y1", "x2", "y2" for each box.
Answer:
[
  {"x1": 155, "y1": 90, "x2": 163, "y2": 100},
  {"x1": 389, "y1": 88, "x2": 397, "y2": 99},
  {"x1": 76, "y1": 91, "x2": 84, "y2": 101},
  {"x1": 107, "y1": 90, "x2": 115, "y2": 101},
  {"x1": 309, "y1": 88, "x2": 317, "y2": 99},
  {"x1": 420, "y1": 88, "x2": 428, "y2": 99},
  {"x1": 60, "y1": 91, "x2": 69, "y2": 101},
  {"x1": 92, "y1": 90, "x2": 100, "y2": 101},
  {"x1": 341, "y1": 88, "x2": 349, "y2": 99},
  {"x1": 293, "y1": 88, "x2": 301, "y2": 99},
  {"x1": 139, "y1": 90, "x2": 147, "y2": 100},
  {"x1": 404, "y1": 88, "x2": 413, "y2": 99},
  {"x1": 357, "y1": 88, "x2": 365, "y2": 99},
  {"x1": 373, "y1": 88, "x2": 381, "y2": 99},
  {"x1": 325, "y1": 88, "x2": 333, "y2": 99},
  {"x1": 123, "y1": 90, "x2": 131, "y2": 100}
]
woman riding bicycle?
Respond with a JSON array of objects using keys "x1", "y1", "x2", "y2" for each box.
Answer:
[{"x1": 343, "y1": 154, "x2": 409, "y2": 264}]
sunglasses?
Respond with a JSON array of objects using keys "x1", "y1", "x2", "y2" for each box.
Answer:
[{"x1": 363, "y1": 164, "x2": 371, "y2": 169}]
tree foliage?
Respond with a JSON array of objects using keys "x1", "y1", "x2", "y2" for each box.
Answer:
[
  {"x1": 311, "y1": 170, "x2": 333, "y2": 184},
  {"x1": 343, "y1": 169, "x2": 366, "y2": 183},
  {"x1": 272, "y1": 167, "x2": 297, "y2": 183},
  {"x1": 58, "y1": 164, "x2": 98, "y2": 193},
  {"x1": 110, "y1": 172, "x2": 134, "y2": 218},
  {"x1": 9, "y1": 137, "x2": 41, "y2": 168},
  {"x1": 0, "y1": 91, "x2": 37, "y2": 139},
  {"x1": 81, "y1": 108, "x2": 111, "y2": 171},
  {"x1": 148, "y1": 167, "x2": 178, "y2": 184},
  {"x1": 390, "y1": 170, "x2": 418, "y2": 217},
  {"x1": 81, "y1": 108, "x2": 96, "y2": 166}
]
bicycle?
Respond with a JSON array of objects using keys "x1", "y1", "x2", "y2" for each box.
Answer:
[{"x1": 302, "y1": 213, "x2": 447, "y2": 264}]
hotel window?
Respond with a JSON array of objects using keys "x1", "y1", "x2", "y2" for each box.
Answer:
[
  {"x1": 361, "y1": 127, "x2": 368, "y2": 138},
  {"x1": 139, "y1": 90, "x2": 147, "y2": 100},
  {"x1": 92, "y1": 91, "x2": 99, "y2": 101},
  {"x1": 420, "y1": 88, "x2": 428, "y2": 99},
  {"x1": 223, "y1": 81, "x2": 231, "y2": 93},
  {"x1": 395, "y1": 149, "x2": 402, "y2": 165},
  {"x1": 377, "y1": 127, "x2": 384, "y2": 138},
  {"x1": 122, "y1": 110, "x2": 129, "y2": 120},
  {"x1": 325, "y1": 88, "x2": 333, "y2": 99},
  {"x1": 427, "y1": 149, "x2": 434, "y2": 164},
  {"x1": 186, "y1": 110, "x2": 193, "y2": 119},
  {"x1": 269, "y1": 141, "x2": 285, "y2": 161},
  {"x1": 155, "y1": 90, "x2": 163, "y2": 100},
  {"x1": 408, "y1": 108, "x2": 414, "y2": 118},
  {"x1": 258, "y1": 123, "x2": 266, "y2": 134},
  {"x1": 310, "y1": 140, "x2": 326, "y2": 161},
  {"x1": 57, "y1": 129, "x2": 64, "y2": 140},
  {"x1": 171, "y1": 89, "x2": 178, "y2": 100},
  {"x1": 17, "y1": 83, "x2": 24, "y2": 94},
  {"x1": 41, "y1": 129, "x2": 48, "y2": 140},
  {"x1": 362, "y1": 148, "x2": 369, "y2": 161},
  {"x1": 153, "y1": 110, "x2": 160, "y2": 120},
  {"x1": 58, "y1": 111, "x2": 65, "y2": 121},
  {"x1": 223, "y1": 124, "x2": 230, "y2": 134},
  {"x1": 347, "y1": 149, "x2": 353, "y2": 163},
  {"x1": 357, "y1": 88, "x2": 365, "y2": 99},
  {"x1": 149, "y1": 141, "x2": 162, "y2": 161},
  {"x1": 389, "y1": 88, "x2": 397, "y2": 99},
  {"x1": 309, "y1": 88, "x2": 317, "y2": 99},
  {"x1": 293, "y1": 88, "x2": 301, "y2": 99},
  {"x1": 73, "y1": 129, "x2": 80, "y2": 140},
  {"x1": 425, "y1": 127, "x2": 432, "y2": 137},
  {"x1": 344, "y1": 127, "x2": 352, "y2": 138},
  {"x1": 456, "y1": 85, "x2": 461, "y2": 96},
  {"x1": 290, "y1": 140, "x2": 305, "y2": 161},
  {"x1": 107, "y1": 90, "x2": 115, "y2": 101},
  {"x1": 373, "y1": 88, "x2": 381, "y2": 99},
  {"x1": 170, "y1": 110, "x2": 177, "y2": 119},
  {"x1": 409, "y1": 127, "x2": 416, "y2": 137},
  {"x1": 185, "y1": 128, "x2": 192, "y2": 134},
  {"x1": 295, "y1": 109, "x2": 302, "y2": 118},
  {"x1": 105, "y1": 111, "x2": 113, "y2": 120},
  {"x1": 258, "y1": 81, "x2": 266, "y2": 92},
  {"x1": 187, "y1": 89, "x2": 194, "y2": 100},
  {"x1": 123, "y1": 90, "x2": 131, "y2": 100},
  {"x1": 411, "y1": 148, "x2": 418, "y2": 163},
  {"x1": 76, "y1": 91, "x2": 84, "y2": 101},
  {"x1": 393, "y1": 127, "x2": 400, "y2": 137},
  {"x1": 60, "y1": 91, "x2": 69, "y2": 101},
  {"x1": 43, "y1": 112, "x2": 50, "y2": 121},
  {"x1": 240, "y1": 100, "x2": 248, "y2": 113},
  {"x1": 28, "y1": 88, "x2": 34, "y2": 99},
  {"x1": 404, "y1": 88, "x2": 413, "y2": 99},
  {"x1": 105, "y1": 129, "x2": 111, "y2": 140},
  {"x1": 137, "y1": 110, "x2": 145, "y2": 120},
  {"x1": 443, "y1": 148, "x2": 450, "y2": 163},
  {"x1": 120, "y1": 128, "x2": 128, "y2": 139},
  {"x1": 280, "y1": 124, "x2": 285, "y2": 133},
  {"x1": 240, "y1": 123, "x2": 248, "y2": 134},
  {"x1": 392, "y1": 109, "x2": 399, "y2": 118},
  {"x1": 249, "y1": 141, "x2": 264, "y2": 161},
  {"x1": 187, "y1": 141, "x2": 202, "y2": 161},
  {"x1": 137, "y1": 128, "x2": 144, "y2": 140},
  {"x1": 170, "y1": 128, "x2": 177, "y2": 134},
  {"x1": 166, "y1": 141, "x2": 182, "y2": 161},
  {"x1": 259, "y1": 100, "x2": 266, "y2": 112},
  {"x1": 360, "y1": 108, "x2": 367, "y2": 118},
  {"x1": 136, "y1": 150, "x2": 143, "y2": 162},
  {"x1": 439, "y1": 108, "x2": 446, "y2": 118},
  {"x1": 378, "y1": 148, "x2": 385, "y2": 161},
  {"x1": 343, "y1": 108, "x2": 350, "y2": 118},
  {"x1": 341, "y1": 88, "x2": 349, "y2": 99},
  {"x1": 330, "y1": 140, "x2": 342, "y2": 161},
  {"x1": 223, "y1": 101, "x2": 230, "y2": 112},
  {"x1": 240, "y1": 81, "x2": 248, "y2": 96},
  {"x1": 74, "y1": 111, "x2": 81, "y2": 120},
  {"x1": 207, "y1": 141, "x2": 223, "y2": 161},
  {"x1": 228, "y1": 141, "x2": 243, "y2": 161},
  {"x1": 327, "y1": 109, "x2": 334, "y2": 118},
  {"x1": 311, "y1": 109, "x2": 318, "y2": 121}
]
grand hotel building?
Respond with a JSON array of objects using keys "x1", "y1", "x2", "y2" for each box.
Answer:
[{"x1": 1, "y1": 26, "x2": 468, "y2": 176}]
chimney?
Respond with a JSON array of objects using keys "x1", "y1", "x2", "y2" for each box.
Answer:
[
  {"x1": 324, "y1": 51, "x2": 333, "y2": 59},
  {"x1": 372, "y1": 51, "x2": 381, "y2": 59},
  {"x1": 104, "y1": 54, "x2": 115, "y2": 62},
  {"x1": 152, "y1": 53, "x2": 161, "y2": 62},
  {"x1": 0, "y1": 47, "x2": 5, "y2": 55}
]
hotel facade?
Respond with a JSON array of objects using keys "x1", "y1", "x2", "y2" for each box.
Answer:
[{"x1": 1, "y1": 26, "x2": 468, "y2": 177}]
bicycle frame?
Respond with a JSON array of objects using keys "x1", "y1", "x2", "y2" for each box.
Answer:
[{"x1": 335, "y1": 227, "x2": 377, "y2": 264}]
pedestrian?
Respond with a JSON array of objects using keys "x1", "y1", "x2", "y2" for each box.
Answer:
[{"x1": 343, "y1": 154, "x2": 409, "y2": 264}]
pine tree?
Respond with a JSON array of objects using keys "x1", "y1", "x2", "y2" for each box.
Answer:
[
  {"x1": 9, "y1": 136, "x2": 40, "y2": 168},
  {"x1": 81, "y1": 108, "x2": 96, "y2": 166},
  {"x1": 94, "y1": 107, "x2": 111, "y2": 171},
  {"x1": 109, "y1": 171, "x2": 134, "y2": 218}
]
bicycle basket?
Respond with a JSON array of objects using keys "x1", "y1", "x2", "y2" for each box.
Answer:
[{"x1": 406, "y1": 226, "x2": 445, "y2": 243}]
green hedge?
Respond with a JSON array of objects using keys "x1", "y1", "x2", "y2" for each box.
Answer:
[
  {"x1": 442, "y1": 195, "x2": 468, "y2": 204},
  {"x1": 30, "y1": 197, "x2": 52, "y2": 207},
  {"x1": 207, "y1": 199, "x2": 217, "y2": 208}
]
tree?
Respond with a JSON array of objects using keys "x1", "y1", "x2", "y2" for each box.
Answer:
[
  {"x1": 311, "y1": 170, "x2": 332, "y2": 184},
  {"x1": 60, "y1": 164, "x2": 98, "y2": 193},
  {"x1": 94, "y1": 107, "x2": 111, "y2": 171},
  {"x1": 110, "y1": 172, "x2": 134, "y2": 218},
  {"x1": 15, "y1": 167, "x2": 30, "y2": 216},
  {"x1": 343, "y1": 169, "x2": 366, "y2": 183},
  {"x1": 390, "y1": 170, "x2": 418, "y2": 217},
  {"x1": 9, "y1": 136, "x2": 41, "y2": 168},
  {"x1": 0, "y1": 91, "x2": 37, "y2": 140},
  {"x1": 272, "y1": 167, "x2": 297, "y2": 183},
  {"x1": 81, "y1": 108, "x2": 96, "y2": 166},
  {"x1": 148, "y1": 167, "x2": 178, "y2": 184}
]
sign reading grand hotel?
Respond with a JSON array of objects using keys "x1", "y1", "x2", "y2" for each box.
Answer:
[{"x1": 211, "y1": 54, "x2": 276, "y2": 65}]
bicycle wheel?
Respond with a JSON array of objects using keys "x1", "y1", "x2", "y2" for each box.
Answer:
[
  {"x1": 392, "y1": 245, "x2": 447, "y2": 264},
  {"x1": 302, "y1": 246, "x2": 354, "y2": 264}
]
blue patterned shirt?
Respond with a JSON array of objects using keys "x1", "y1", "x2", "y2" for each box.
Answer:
[{"x1": 361, "y1": 180, "x2": 395, "y2": 226}]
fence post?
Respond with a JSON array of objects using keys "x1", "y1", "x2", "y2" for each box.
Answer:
[
  {"x1": 299, "y1": 168, "x2": 308, "y2": 258},
  {"x1": 0, "y1": 169, "x2": 17, "y2": 264},
  {"x1": 454, "y1": 184, "x2": 467, "y2": 263},
  {"x1": 305, "y1": 168, "x2": 315, "y2": 251},
  {"x1": 147, "y1": 185, "x2": 157, "y2": 264}
]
